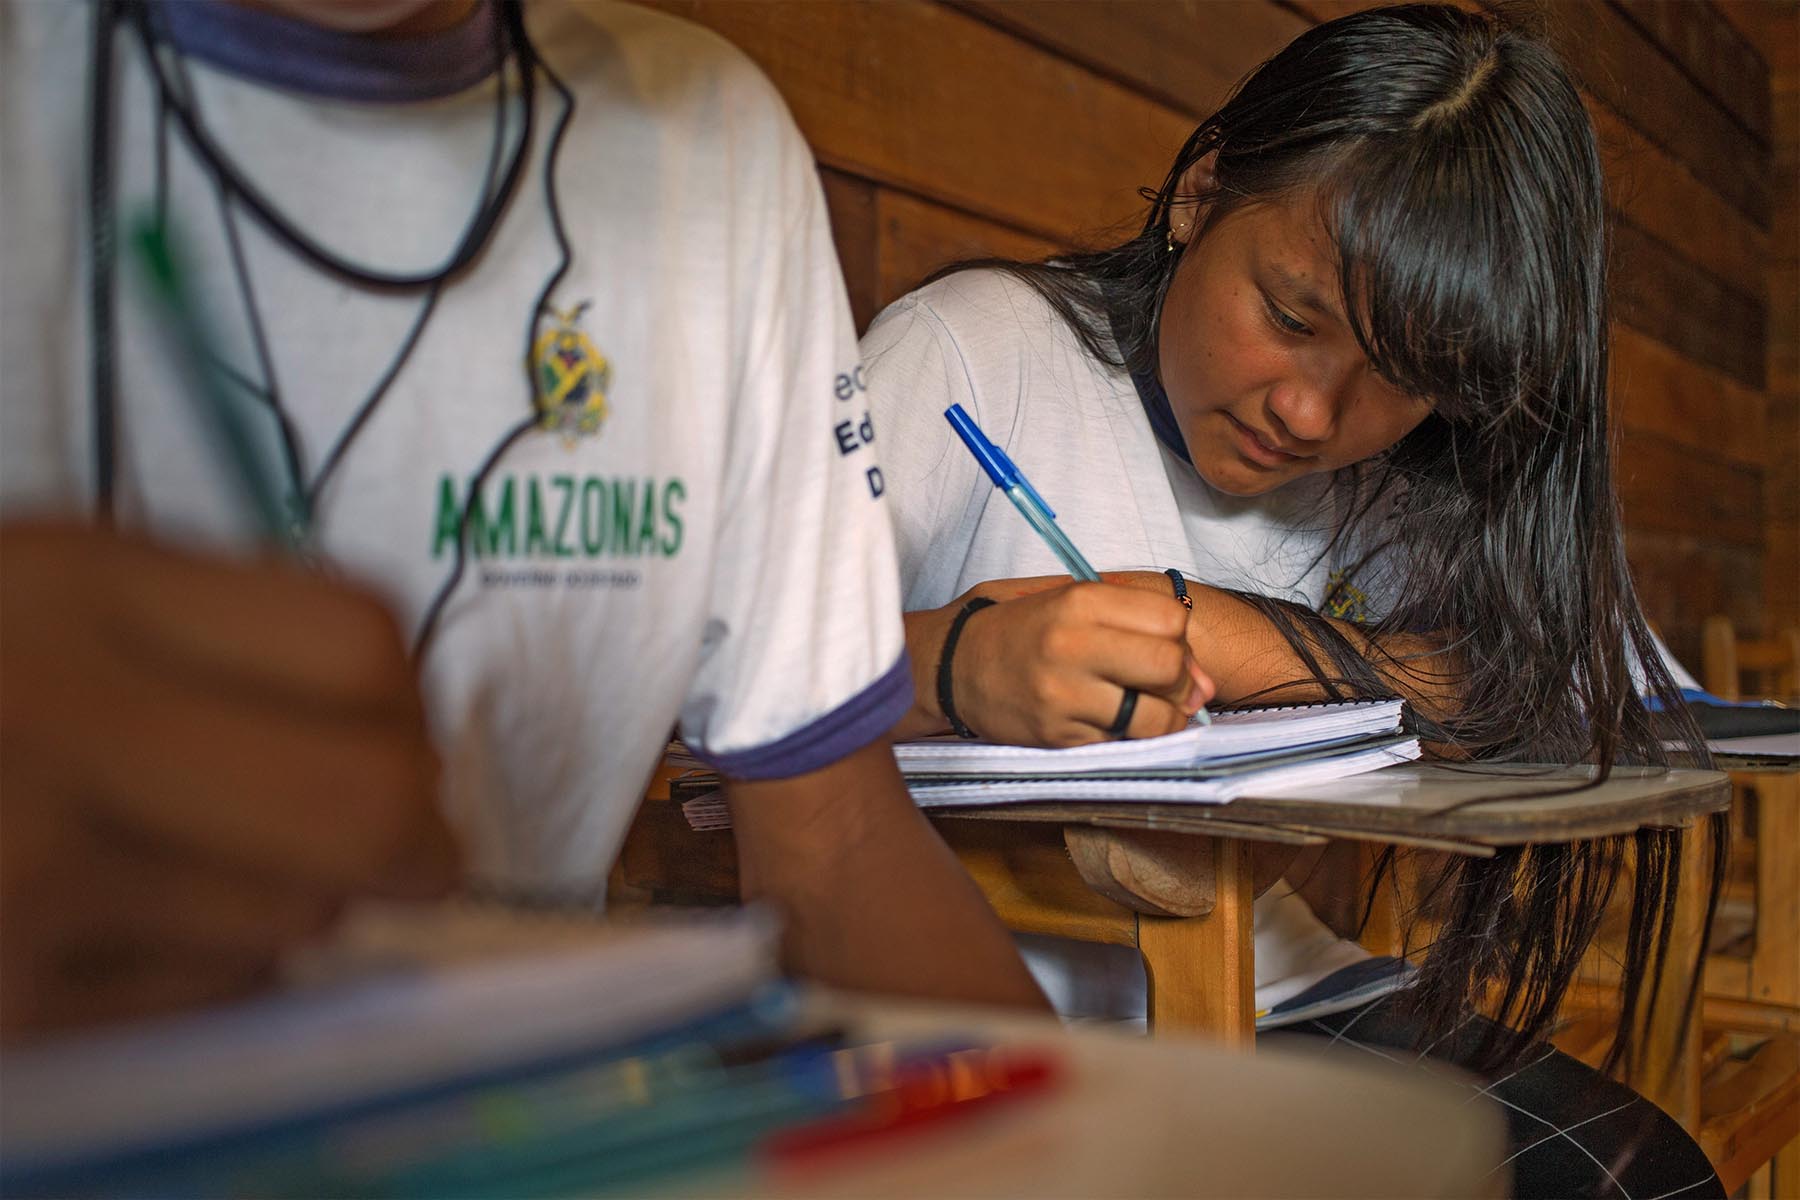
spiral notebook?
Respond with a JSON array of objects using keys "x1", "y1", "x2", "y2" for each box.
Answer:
[
  {"x1": 892, "y1": 697, "x2": 1407, "y2": 776},
  {"x1": 678, "y1": 700, "x2": 1413, "y2": 827},
  {"x1": 902, "y1": 737, "x2": 1420, "y2": 808}
]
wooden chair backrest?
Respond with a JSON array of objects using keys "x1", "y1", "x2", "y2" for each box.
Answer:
[{"x1": 1702, "y1": 616, "x2": 1800, "y2": 701}]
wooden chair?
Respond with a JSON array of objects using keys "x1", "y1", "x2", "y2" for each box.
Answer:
[
  {"x1": 1701, "y1": 616, "x2": 1800, "y2": 702},
  {"x1": 1679, "y1": 617, "x2": 1800, "y2": 1193}
]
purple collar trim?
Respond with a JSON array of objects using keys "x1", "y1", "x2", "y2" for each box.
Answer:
[{"x1": 149, "y1": 1, "x2": 504, "y2": 103}]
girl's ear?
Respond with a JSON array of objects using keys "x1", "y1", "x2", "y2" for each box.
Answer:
[{"x1": 1169, "y1": 151, "x2": 1219, "y2": 246}]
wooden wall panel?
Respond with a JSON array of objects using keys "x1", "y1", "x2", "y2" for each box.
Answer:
[
  {"x1": 644, "y1": 0, "x2": 1191, "y2": 241},
  {"x1": 1588, "y1": 100, "x2": 1765, "y2": 293},
  {"x1": 1617, "y1": 430, "x2": 1765, "y2": 548},
  {"x1": 875, "y1": 189, "x2": 1059, "y2": 312},
  {"x1": 1281, "y1": 0, "x2": 1771, "y2": 301},
  {"x1": 820, "y1": 170, "x2": 881, "y2": 332},
  {"x1": 1612, "y1": 220, "x2": 1766, "y2": 390},
  {"x1": 1539, "y1": 0, "x2": 1769, "y2": 227},
  {"x1": 951, "y1": 0, "x2": 1306, "y2": 117},
  {"x1": 1627, "y1": 531, "x2": 1765, "y2": 669},
  {"x1": 1613, "y1": 0, "x2": 1771, "y2": 144},
  {"x1": 636, "y1": 0, "x2": 1789, "y2": 655},
  {"x1": 1611, "y1": 324, "x2": 1766, "y2": 469}
]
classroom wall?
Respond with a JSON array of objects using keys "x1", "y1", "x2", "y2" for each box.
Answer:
[
  {"x1": 636, "y1": 0, "x2": 1797, "y2": 669},
  {"x1": 1716, "y1": 1, "x2": 1800, "y2": 643}
]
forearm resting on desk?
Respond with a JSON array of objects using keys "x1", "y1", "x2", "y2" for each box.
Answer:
[
  {"x1": 724, "y1": 739, "x2": 1049, "y2": 1012},
  {"x1": 1160, "y1": 578, "x2": 1461, "y2": 724}
]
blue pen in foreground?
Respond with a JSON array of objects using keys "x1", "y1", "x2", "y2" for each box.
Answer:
[{"x1": 942, "y1": 403, "x2": 1211, "y2": 727}]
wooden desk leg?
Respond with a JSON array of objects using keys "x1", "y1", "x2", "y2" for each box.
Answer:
[
  {"x1": 1640, "y1": 817, "x2": 1714, "y2": 1131},
  {"x1": 1137, "y1": 837, "x2": 1255, "y2": 1048},
  {"x1": 1751, "y1": 773, "x2": 1800, "y2": 1008}
]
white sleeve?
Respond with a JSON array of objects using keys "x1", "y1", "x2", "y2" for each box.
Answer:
[
  {"x1": 860, "y1": 296, "x2": 988, "y2": 611},
  {"x1": 676, "y1": 100, "x2": 908, "y2": 780}
]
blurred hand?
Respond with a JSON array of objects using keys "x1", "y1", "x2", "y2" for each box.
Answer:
[
  {"x1": 0, "y1": 522, "x2": 458, "y2": 1039},
  {"x1": 917, "y1": 577, "x2": 1212, "y2": 748}
]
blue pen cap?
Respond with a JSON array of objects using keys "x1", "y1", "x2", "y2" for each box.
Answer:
[{"x1": 943, "y1": 404, "x2": 1056, "y2": 517}]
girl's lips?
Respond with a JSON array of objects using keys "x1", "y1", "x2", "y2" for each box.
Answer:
[{"x1": 1225, "y1": 413, "x2": 1306, "y2": 468}]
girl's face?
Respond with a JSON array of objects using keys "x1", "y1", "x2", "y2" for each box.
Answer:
[{"x1": 1158, "y1": 190, "x2": 1434, "y2": 498}]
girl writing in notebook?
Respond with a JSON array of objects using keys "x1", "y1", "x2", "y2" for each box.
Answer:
[{"x1": 863, "y1": 5, "x2": 1719, "y2": 1195}]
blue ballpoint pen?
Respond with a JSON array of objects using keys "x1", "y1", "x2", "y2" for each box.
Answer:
[
  {"x1": 944, "y1": 404, "x2": 1100, "y2": 582},
  {"x1": 943, "y1": 403, "x2": 1210, "y2": 725}
]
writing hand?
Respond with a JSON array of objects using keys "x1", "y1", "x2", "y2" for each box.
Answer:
[{"x1": 905, "y1": 578, "x2": 1213, "y2": 747}]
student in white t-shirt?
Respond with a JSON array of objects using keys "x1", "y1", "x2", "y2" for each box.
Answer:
[
  {"x1": 0, "y1": 0, "x2": 1045, "y2": 1038},
  {"x1": 863, "y1": 6, "x2": 1719, "y2": 1196}
]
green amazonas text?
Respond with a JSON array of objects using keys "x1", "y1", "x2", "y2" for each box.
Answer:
[{"x1": 432, "y1": 474, "x2": 686, "y2": 559}]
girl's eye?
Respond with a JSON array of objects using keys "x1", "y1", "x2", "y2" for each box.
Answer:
[{"x1": 1263, "y1": 295, "x2": 1311, "y2": 337}]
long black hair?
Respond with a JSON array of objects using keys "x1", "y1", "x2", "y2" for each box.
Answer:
[{"x1": 933, "y1": 3, "x2": 1722, "y2": 1070}]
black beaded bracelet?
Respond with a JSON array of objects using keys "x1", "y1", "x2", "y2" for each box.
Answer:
[
  {"x1": 936, "y1": 597, "x2": 997, "y2": 740},
  {"x1": 1164, "y1": 568, "x2": 1193, "y2": 611}
]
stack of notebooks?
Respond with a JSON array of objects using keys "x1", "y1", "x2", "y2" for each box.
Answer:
[
  {"x1": 679, "y1": 698, "x2": 1419, "y2": 830},
  {"x1": 0, "y1": 905, "x2": 1054, "y2": 1197}
]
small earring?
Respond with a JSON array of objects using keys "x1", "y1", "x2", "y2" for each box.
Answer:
[{"x1": 1166, "y1": 226, "x2": 1177, "y2": 253}]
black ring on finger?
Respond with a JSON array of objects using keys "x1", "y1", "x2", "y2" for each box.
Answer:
[{"x1": 1105, "y1": 687, "x2": 1139, "y2": 738}]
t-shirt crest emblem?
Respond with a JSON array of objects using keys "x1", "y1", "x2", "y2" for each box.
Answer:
[
  {"x1": 1323, "y1": 568, "x2": 1371, "y2": 624},
  {"x1": 531, "y1": 301, "x2": 611, "y2": 445}
]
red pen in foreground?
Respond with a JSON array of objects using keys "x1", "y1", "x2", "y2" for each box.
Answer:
[{"x1": 762, "y1": 1045, "x2": 1063, "y2": 1170}]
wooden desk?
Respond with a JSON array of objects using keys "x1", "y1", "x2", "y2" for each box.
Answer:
[
  {"x1": 1706, "y1": 760, "x2": 1800, "y2": 1021},
  {"x1": 1698, "y1": 759, "x2": 1800, "y2": 1192},
  {"x1": 619, "y1": 764, "x2": 1728, "y2": 1106}
]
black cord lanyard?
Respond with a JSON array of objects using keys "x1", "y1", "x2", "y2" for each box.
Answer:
[{"x1": 87, "y1": 0, "x2": 581, "y2": 659}]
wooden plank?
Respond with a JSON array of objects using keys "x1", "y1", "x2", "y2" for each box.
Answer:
[
  {"x1": 1709, "y1": 995, "x2": 1800, "y2": 1036},
  {"x1": 1699, "y1": 1034, "x2": 1800, "y2": 1193},
  {"x1": 875, "y1": 187, "x2": 1060, "y2": 310},
  {"x1": 1590, "y1": 98, "x2": 1767, "y2": 296},
  {"x1": 937, "y1": 766, "x2": 1728, "y2": 847},
  {"x1": 1635, "y1": 817, "x2": 1713, "y2": 1130},
  {"x1": 1286, "y1": 0, "x2": 1770, "y2": 228},
  {"x1": 951, "y1": 0, "x2": 1307, "y2": 118},
  {"x1": 1539, "y1": 0, "x2": 1770, "y2": 228},
  {"x1": 1613, "y1": 0, "x2": 1771, "y2": 145},
  {"x1": 972, "y1": 0, "x2": 1770, "y2": 308},
  {"x1": 1618, "y1": 429, "x2": 1766, "y2": 546},
  {"x1": 1712, "y1": 1, "x2": 1800, "y2": 75},
  {"x1": 1285, "y1": 0, "x2": 1481, "y2": 19},
  {"x1": 1612, "y1": 323, "x2": 1768, "y2": 470},
  {"x1": 1750, "y1": 772, "x2": 1800, "y2": 1007},
  {"x1": 1614, "y1": 219, "x2": 1767, "y2": 390},
  {"x1": 1772, "y1": 263, "x2": 1800, "y2": 389},
  {"x1": 820, "y1": 169, "x2": 880, "y2": 333},
  {"x1": 1769, "y1": 400, "x2": 1800, "y2": 519},
  {"x1": 1712, "y1": 952, "x2": 1758, "y2": 1001},
  {"x1": 642, "y1": 0, "x2": 1193, "y2": 242},
  {"x1": 1138, "y1": 838, "x2": 1255, "y2": 1045},
  {"x1": 1766, "y1": 522, "x2": 1800, "y2": 638},
  {"x1": 1626, "y1": 530, "x2": 1767, "y2": 672}
]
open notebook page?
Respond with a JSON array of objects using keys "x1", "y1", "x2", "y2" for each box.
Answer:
[{"x1": 893, "y1": 698, "x2": 1406, "y2": 776}]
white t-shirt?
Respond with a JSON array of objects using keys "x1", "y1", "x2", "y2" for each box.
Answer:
[
  {"x1": 862, "y1": 269, "x2": 1381, "y2": 1019},
  {"x1": 1, "y1": 0, "x2": 908, "y2": 895}
]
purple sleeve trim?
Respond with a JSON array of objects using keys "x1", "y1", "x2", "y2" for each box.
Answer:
[{"x1": 696, "y1": 653, "x2": 913, "y2": 781}]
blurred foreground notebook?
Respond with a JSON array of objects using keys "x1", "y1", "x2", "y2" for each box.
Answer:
[{"x1": 0, "y1": 904, "x2": 783, "y2": 1194}]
